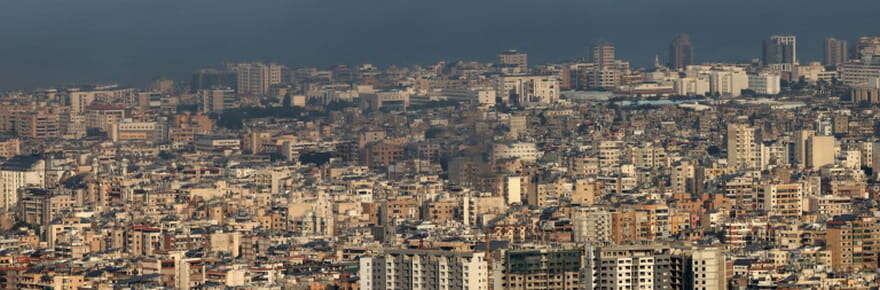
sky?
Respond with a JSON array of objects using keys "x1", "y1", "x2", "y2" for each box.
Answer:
[{"x1": 2, "y1": 0, "x2": 880, "y2": 90}]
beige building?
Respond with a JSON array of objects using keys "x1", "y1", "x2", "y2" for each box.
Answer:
[
  {"x1": 807, "y1": 135, "x2": 836, "y2": 169},
  {"x1": 727, "y1": 124, "x2": 759, "y2": 169}
]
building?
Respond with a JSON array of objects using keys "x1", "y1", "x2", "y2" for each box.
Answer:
[
  {"x1": 194, "y1": 135, "x2": 241, "y2": 151},
  {"x1": 15, "y1": 111, "x2": 60, "y2": 138},
  {"x1": 502, "y1": 248, "x2": 584, "y2": 290},
  {"x1": 852, "y1": 36, "x2": 880, "y2": 61},
  {"x1": 572, "y1": 207, "x2": 611, "y2": 243},
  {"x1": 670, "y1": 33, "x2": 694, "y2": 70},
  {"x1": 492, "y1": 142, "x2": 541, "y2": 162},
  {"x1": 0, "y1": 138, "x2": 21, "y2": 158},
  {"x1": 499, "y1": 50, "x2": 528, "y2": 70},
  {"x1": 763, "y1": 183, "x2": 803, "y2": 218},
  {"x1": 229, "y1": 62, "x2": 285, "y2": 96},
  {"x1": 591, "y1": 40, "x2": 615, "y2": 68},
  {"x1": 496, "y1": 75, "x2": 560, "y2": 105},
  {"x1": 359, "y1": 249, "x2": 488, "y2": 290},
  {"x1": 16, "y1": 188, "x2": 74, "y2": 226},
  {"x1": 807, "y1": 135, "x2": 836, "y2": 169},
  {"x1": 85, "y1": 104, "x2": 126, "y2": 133},
  {"x1": 747, "y1": 72, "x2": 781, "y2": 95},
  {"x1": 763, "y1": 35, "x2": 797, "y2": 70},
  {"x1": 727, "y1": 124, "x2": 759, "y2": 169},
  {"x1": 824, "y1": 37, "x2": 849, "y2": 67},
  {"x1": 794, "y1": 130, "x2": 815, "y2": 167},
  {"x1": 0, "y1": 155, "x2": 46, "y2": 211},
  {"x1": 582, "y1": 245, "x2": 726, "y2": 290},
  {"x1": 110, "y1": 119, "x2": 165, "y2": 142},
  {"x1": 200, "y1": 89, "x2": 237, "y2": 113},
  {"x1": 708, "y1": 70, "x2": 748, "y2": 96},
  {"x1": 827, "y1": 214, "x2": 880, "y2": 272},
  {"x1": 839, "y1": 61, "x2": 880, "y2": 86}
]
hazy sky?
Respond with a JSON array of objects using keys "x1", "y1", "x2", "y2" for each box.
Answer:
[{"x1": 2, "y1": 0, "x2": 880, "y2": 90}]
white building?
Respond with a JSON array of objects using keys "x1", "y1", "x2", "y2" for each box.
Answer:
[
  {"x1": 673, "y1": 75, "x2": 711, "y2": 96},
  {"x1": 492, "y1": 142, "x2": 541, "y2": 162},
  {"x1": 359, "y1": 249, "x2": 488, "y2": 290},
  {"x1": 0, "y1": 156, "x2": 46, "y2": 211},
  {"x1": 709, "y1": 70, "x2": 749, "y2": 96},
  {"x1": 748, "y1": 72, "x2": 781, "y2": 95},
  {"x1": 572, "y1": 207, "x2": 612, "y2": 243},
  {"x1": 496, "y1": 75, "x2": 560, "y2": 105}
]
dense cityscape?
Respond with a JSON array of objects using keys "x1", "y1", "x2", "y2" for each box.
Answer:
[{"x1": 3, "y1": 34, "x2": 880, "y2": 289}]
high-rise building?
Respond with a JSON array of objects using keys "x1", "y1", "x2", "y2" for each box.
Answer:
[
  {"x1": 15, "y1": 111, "x2": 61, "y2": 138},
  {"x1": 763, "y1": 183, "x2": 803, "y2": 218},
  {"x1": 670, "y1": 33, "x2": 694, "y2": 70},
  {"x1": 827, "y1": 214, "x2": 880, "y2": 272},
  {"x1": 200, "y1": 89, "x2": 237, "y2": 113},
  {"x1": 824, "y1": 37, "x2": 849, "y2": 66},
  {"x1": 591, "y1": 40, "x2": 615, "y2": 68},
  {"x1": 794, "y1": 130, "x2": 815, "y2": 167},
  {"x1": 852, "y1": 36, "x2": 880, "y2": 61},
  {"x1": 726, "y1": 124, "x2": 759, "y2": 169},
  {"x1": 229, "y1": 62, "x2": 285, "y2": 96},
  {"x1": 502, "y1": 247, "x2": 584, "y2": 290},
  {"x1": 763, "y1": 35, "x2": 797, "y2": 70},
  {"x1": 572, "y1": 207, "x2": 611, "y2": 243},
  {"x1": 359, "y1": 249, "x2": 488, "y2": 290},
  {"x1": 582, "y1": 245, "x2": 727, "y2": 290},
  {"x1": 498, "y1": 49, "x2": 528, "y2": 70},
  {"x1": 807, "y1": 135, "x2": 836, "y2": 169},
  {"x1": 0, "y1": 155, "x2": 46, "y2": 211}
]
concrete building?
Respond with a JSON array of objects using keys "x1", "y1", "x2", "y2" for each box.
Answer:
[
  {"x1": 827, "y1": 214, "x2": 880, "y2": 272},
  {"x1": 763, "y1": 35, "x2": 797, "y2": 71},
  {"x1": 498, "y1": 49, "x2": 528, "y2": 70},
  {"x1": 229, "y1": 62, "x2": 285, "y2": 96},
  {"x1": 763, "y1": 183, "x2": 803, "y2": 218},
  {"x1": 670, "y1": 33, "x2": 694, "y2": 70},
  {"x1": 492, "y1": 142, "x2": 540, "y2": 162},
  {"x1": 582, "y1": 245, "x2": 727, "y2": 290},
  {"x1": 0, "y1": 155, "x2": 46, "y2": 211},
  {"x1": 502, "y1": 248, "x2": 584, "y2": 290},
  {"x1": 573, "y1": 207, "x2": 611, "y2": 243},
  {"x1": 15, "y1": 111, "x2": 60, "y2": 138},
  {"x1": 824, "y1": 37, "x2": 849, "y2": 67},
  {"x1": 496, "y1": 75, "x2": 560, "y2": 105},
  {"x1": 726, "y1": 124, "x2": 759, "y2": 169},
  {"x1": 200, "y1": 89, "x2": 237, "y2": 113},
  {"x1": 747, "y1": 72, "x2": 781, "y2": 95},
  {"x1": 591, "y1": 40, "x2": 615, "y2": 68},
  {"x1": 359, "y1": 249, "x2": 488, "y2": 290},
  {"x1": 807, "y1": 135, "x2": 836, "y2": 169}
]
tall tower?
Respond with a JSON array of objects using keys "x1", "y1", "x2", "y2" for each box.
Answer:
[
  {"x1": 763, "y1": 35, "x2": 797, "y2": 66},
  {"x1": 824, "y1": 37, "x2": 849, "y2": 66},
  {"x1": 669, "y1": 33, "x2": 694, "y2": 70},
  {"x1": 727, "y1": 124, "x2": 758, "y2": 169},
  {"x1": 229, "y1": 62, "x2": 285, "y2": 96},
  {"x1": 591, "y1": 40, "x2": 616, "y2": 68}
]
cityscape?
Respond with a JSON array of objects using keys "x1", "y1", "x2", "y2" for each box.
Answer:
[{"x1": 7, "y1": 10, "x2": 880, "y2": 288}]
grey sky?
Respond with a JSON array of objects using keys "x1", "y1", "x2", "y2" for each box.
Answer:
[{"x1": 2, "y1": 0, "x2": 879, "y2": 89}]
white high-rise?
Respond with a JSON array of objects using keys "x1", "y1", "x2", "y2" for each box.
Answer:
[{"x1": 0, "y1": 156, "x2": 46, "y2": 211}]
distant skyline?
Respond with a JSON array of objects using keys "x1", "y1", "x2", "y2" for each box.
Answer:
[{"x1": 3, "y1": 0, "x2": 880, "y2": 90}]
